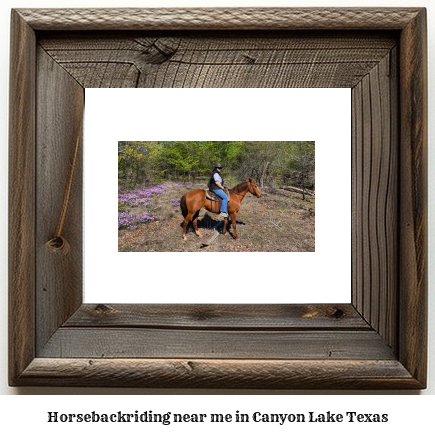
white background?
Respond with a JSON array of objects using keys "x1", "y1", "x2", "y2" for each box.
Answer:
[
  {"x1": 0, "y1": 0, "x2": 434, "y2": 421},
  {"x1": 85, "y1": 88, "x2": 351, "y2": 304}
]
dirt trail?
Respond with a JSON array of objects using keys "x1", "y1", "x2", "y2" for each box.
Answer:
[{"x1": 119, "y1": 189, "x2": 315, "y2": 252}]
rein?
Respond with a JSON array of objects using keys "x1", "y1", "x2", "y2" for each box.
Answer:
[
  {"x1": 248, "y1": 181, "x2": 260, "y2": 197},
  {"x1": 230, "y1": 181, "x2": 258, "y2": 198}
]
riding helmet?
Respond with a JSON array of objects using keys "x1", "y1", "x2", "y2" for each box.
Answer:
[{"x1": 215, "y1": 162, "x2": 223, "y2": 169}]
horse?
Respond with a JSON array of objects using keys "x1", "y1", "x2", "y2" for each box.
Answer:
[{"x1": 180, "y1": 178, "x2": 262, "y2": 240}]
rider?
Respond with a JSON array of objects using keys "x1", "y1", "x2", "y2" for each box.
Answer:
[{"x1": 209, "y1": 162, "x2": 228, "y2": 218}]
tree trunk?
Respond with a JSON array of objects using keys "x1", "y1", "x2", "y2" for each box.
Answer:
[
  {"x1": 280, "y1": 185, "x2": 315, "y2": 197},
  {"x1": 260, "y1": 161, "x2": 270, "y2": 188}
]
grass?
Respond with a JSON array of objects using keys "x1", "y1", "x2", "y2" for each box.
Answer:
[
  {"x1": 118, "y1": 182, "x2": 207, "y2": 230},
  {"x1": 118, "y1": 182, "x2": 315, "y2": 252}
]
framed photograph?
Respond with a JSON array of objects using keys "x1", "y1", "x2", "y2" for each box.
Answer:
[
  {"x1": 85, "y1": 88, "x2": 349, "y2": 304},
  {"x1": 9, "y1": 8, "x2": 427, "y2": 388}
]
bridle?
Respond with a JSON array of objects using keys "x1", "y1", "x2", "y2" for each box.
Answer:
[
  {"x1": 231, "y1": 180, "x2": 261, "y2": 198},
  {"x1": 248, "y1": 180, "x2": 261, "y2": 198},
  {"x1": 232, "y1": 190, "x2": 244, "y2": 197}
]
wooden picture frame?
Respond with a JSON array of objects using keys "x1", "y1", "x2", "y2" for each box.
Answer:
[{"x1": 9, "y1": 8, "x2": 427, "y2": 388}]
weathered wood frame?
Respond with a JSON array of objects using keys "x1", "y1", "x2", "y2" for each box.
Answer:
[{"x1": 9, "y1": 8, "x2": 427, "y2": 388}]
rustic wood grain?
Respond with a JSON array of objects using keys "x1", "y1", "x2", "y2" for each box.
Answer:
[
  {"x1": 39, "y1": 329, "x2": 395, "y2": 360},
  {"x1": 8, "y1": 10, "x2": 36, "y2": 386},
  {"x1": 35, "y1": 47, "x2": 84, "y2": 353},
  {"x1": 351, "y1": 51, "x2": 398, "y2": 351},
  {"x1": 386, "y1": 46, "x2": 399, "y2": 349},
  {"x1": 65, "y1": 304, "x2": 369, "y2": 329},
  {"x1": 351, "y1": 77, "x2": 362, "y2": 313},
  {"x1": 380, "y1": 47, "x2": 398, "y2": 349},
  {"x1": 16, "y1": 8, "x2": 422, "y2": 31},
  {"x1": 8, "y1": 8, "x2": 427, "y2": 389},
  {"x1": 398, "y1": 8, "x2": 428, "y2": 386},
  {"x1": 17, "y1": 358, "x2": 420, "y2": 389},
  {"x1": 39, "y1": 33, "x2": 396, "y2": 89}
]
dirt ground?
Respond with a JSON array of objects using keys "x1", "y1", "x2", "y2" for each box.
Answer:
[{"x1": 118, "y1": 188, "x2": 315, "y2": 252}]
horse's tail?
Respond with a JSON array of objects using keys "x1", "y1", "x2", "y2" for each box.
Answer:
[{"x1": 180, "y1": 193, "x2": 188, "y2": 218}]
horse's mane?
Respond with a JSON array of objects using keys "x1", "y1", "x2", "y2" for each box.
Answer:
[{"x1": 229, "y1": 181, "x2": 248, "y2": 195}]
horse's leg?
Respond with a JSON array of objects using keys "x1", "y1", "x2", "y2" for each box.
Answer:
[
  {"x1": 182, "y1": 212, "x2": 195, "y2": 240},
  {"x1": 222, "y1": 216, "x2": 229, "y2": 235},
  {"x1": 229, "y1": 211, "x2": 239, "y2": 239},
  {"x1": 192, "y1": 210, "x2": 202, "y2": 238}
]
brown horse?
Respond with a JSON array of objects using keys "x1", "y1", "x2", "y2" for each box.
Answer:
[{"x1": 180, "y1": 178, "x2": 262, "y2": 240}]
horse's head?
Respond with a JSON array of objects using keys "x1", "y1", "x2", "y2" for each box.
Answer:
[{"x1": 247, "y1": 178, "x2": 262, "y2": 198}]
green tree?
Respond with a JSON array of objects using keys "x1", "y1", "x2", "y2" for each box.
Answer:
[
  {"x1": 285, "y1": 141, "x2": 315, "y2": 199},
  {"x1": 118, "y1": 141, "x2": 159, "y2": 188},
  {"x1": 235, "y1": 141, "x2": 290, "y2": 187},
  {"x1": 153, "y1": 141, "x2": 244, "y2": 182}
]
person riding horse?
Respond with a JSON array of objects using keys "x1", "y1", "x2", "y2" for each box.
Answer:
[
  {"x1": 208, "y1": 162, "x2": 228, "y2": 218},
  {"x1": 181, "y1": 176, "x2": 262, "y2": 240}
]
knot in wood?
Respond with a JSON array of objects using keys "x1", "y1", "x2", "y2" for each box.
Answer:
[
  {"x1": 332, "y1": 308, "x2": 345, "y2": 319},
  {"x1": 45, "y1": 236, "x2": 70, "y2": 255},
  {"x1": 94, "y1": 304, "x2": 116, "y2": 315}
]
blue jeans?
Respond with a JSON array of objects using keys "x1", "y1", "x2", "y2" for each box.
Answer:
[{"x1": 214, "y1": 189, "x2": 228, "y2": 213}]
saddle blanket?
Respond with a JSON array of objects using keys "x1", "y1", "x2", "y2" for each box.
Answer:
[
  {"x1": 205, "y1": 188, "x2": 230, "y2": 202},
  {"x1": 205, "y1": 188, "x2": 230, "y2": 214}
]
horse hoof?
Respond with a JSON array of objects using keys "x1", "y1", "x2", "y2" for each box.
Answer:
[
  {"x1": 196, "y1": 232, "x2": 203, "y2": 238},
  {"x1": 183, "y1": 236, "x2": 187, "y2": 241}
]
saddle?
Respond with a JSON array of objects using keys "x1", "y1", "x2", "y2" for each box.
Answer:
[{"x1": 205, "y1": 188, "x2": 230, "y2": 214}]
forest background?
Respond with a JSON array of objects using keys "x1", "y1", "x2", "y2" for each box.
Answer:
[
  {"x1": 118, "y1": 141, "x2": 315, "y2": 252},
  {"x1": 118, "y1": 141, "x2": 315, "y2": 192}
]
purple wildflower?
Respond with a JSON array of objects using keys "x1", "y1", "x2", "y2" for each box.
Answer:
[{"x1": 118, "y1": 210, "x2": 154, "y2": 230}]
